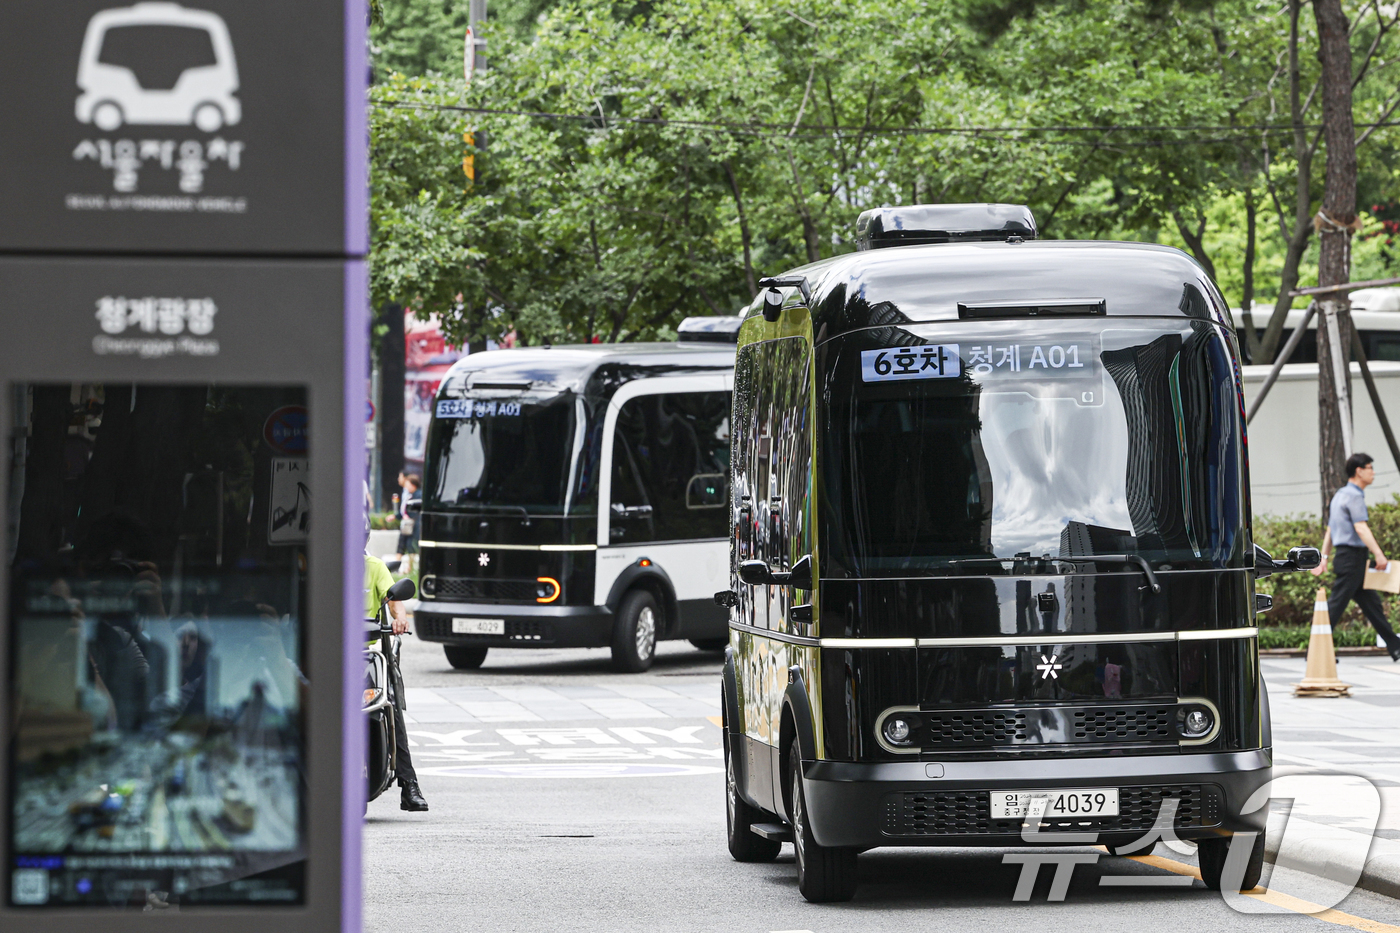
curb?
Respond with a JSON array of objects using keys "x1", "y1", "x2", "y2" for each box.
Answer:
[
  {"x1": 1262, "y1": 822, "x2": 1400, "y2": 901},
  {"x1": 1260, "y1": 647, "x2": 1389, "y2": 658}
]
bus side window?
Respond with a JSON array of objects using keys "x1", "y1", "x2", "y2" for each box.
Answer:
[
  {"x1": 614, "y1": 391, "x2": 732, "y2": 543},
  {"x1": 609, "y1": 409, "x2": 654, "y2": 544}
]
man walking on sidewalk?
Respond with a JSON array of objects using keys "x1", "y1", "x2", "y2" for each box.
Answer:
[{"x1": 1312, "y1": 452, "x2": 1400, "y2": 661}]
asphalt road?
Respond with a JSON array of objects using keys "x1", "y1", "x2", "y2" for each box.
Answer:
[{"x1": 363, "y1": 635, "x2": 1400, "y2": 933}]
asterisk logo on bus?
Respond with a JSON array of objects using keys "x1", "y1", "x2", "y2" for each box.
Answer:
[
  {"x1": 1036, "y1": 654, "x2": 1062, "y2": 680},
  {"x1": 478, "y1": 552, "x2": 490, "y2": 567}
]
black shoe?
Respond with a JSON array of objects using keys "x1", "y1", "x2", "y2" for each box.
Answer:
[
  {"x1": 1390, "y1": 647, "x2": 1400, "y2": 663},
  {"x1": 400, "y1": 781, "x2": 428, "y2": 812}
]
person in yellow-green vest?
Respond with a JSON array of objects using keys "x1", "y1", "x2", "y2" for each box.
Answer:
[{"x1": 365, "y1": 551, "x2": 428, "y2": 811}]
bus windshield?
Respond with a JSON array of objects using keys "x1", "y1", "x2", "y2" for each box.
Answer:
[
  {"x1": 817, "y1": 319, "x2": 1247, "y2": 577},
  {"x1": 424, "y1": 392, "x2": 591, "y2": 515}
]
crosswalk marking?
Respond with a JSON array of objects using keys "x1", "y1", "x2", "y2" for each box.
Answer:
[{"x1": 403, "y1": 683, "x2": 718, "y2": 724}]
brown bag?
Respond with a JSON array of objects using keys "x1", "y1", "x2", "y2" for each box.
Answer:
[{"x1": 1363, "y1": 562, "x2": 1400, "y2": 594}]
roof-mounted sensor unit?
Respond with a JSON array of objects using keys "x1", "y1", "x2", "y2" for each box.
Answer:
[
  {"x1": 958, "y1": 298, "x2": 1106, "y2": 319},
  {"x1": 677, "y1": 315, "x2": 744, "y2": 343},
  {"x1": 856, "y1": 203, "x2": 1037, "y2": 250}
]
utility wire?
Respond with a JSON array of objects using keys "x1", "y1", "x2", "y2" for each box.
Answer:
[{"x1": 371, "y1": 98, "x2": 1400, "y2": 141}]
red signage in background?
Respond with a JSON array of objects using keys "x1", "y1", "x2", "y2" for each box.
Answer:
[{"x1": 404, "y1": 311, "x2": 463, "y2": 467}]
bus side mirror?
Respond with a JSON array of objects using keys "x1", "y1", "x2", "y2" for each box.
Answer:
[
  {"x1": 405, "y1": 499, "x2": 422, "y2": 515},
  {"x1": 761, "y1": 288, "x2": 784, "y2": 323},
  {"x1": 386, "y1": 578, "x2": 416, "y2": 602},
  {"x1": 739, "y1": 560, "x2": 773, "y2": 585},
  {"x1": 1255, "y1": 543, "x2": 1321, "y2": 576},
  {"x1": 1285, "y1": 546, "x2": 1322, "y2": 571}
]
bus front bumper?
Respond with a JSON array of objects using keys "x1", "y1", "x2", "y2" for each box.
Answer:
[
  {"x1": 414, "y1": 601, "x2": 614, "y2": 648},
  {"x1": 802, "y1": 749, "x2": 1271, "y2": 849}
]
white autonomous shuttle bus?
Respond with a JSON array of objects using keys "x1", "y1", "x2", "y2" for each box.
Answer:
[{"x1": 413, "y1": 318, "x2": 740, "y2": 672}]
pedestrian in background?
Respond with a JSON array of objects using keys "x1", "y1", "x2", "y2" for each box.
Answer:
[
  {"x1": 1311, "y1": 452, "x2": 1400, "y2": 662},
  {"x1": 396, "y1": 472, "x2": 422, "y2": 572}
]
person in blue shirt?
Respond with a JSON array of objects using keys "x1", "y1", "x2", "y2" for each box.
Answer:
[{"x1": 1312, "y1": 452, "x2": 1400, "y2": 661}]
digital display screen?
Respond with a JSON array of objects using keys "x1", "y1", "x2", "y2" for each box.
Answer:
[
  {"x1": 6, "y1": 383, "x2": 307, "y2": 908},
  {"x1": 862, "y1": 333, "x2": 1104, "y2": 406}
]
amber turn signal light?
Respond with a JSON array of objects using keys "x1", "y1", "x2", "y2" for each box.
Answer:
[{"x1": 536, "y1": 576, "x2": 561, "y2": 603}]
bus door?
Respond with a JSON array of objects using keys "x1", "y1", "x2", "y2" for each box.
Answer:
[{"x1": 596, "y1": 376, "x2": 732, "y2": 621}]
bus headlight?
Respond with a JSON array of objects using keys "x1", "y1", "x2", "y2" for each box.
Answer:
[
  {"x1": 420, "y1": 575, "x2": 436, "y2": 598},
  {"x1": 1179, "y1": 706, "x2": 1214, "y2": 738},
  {"x1": 884, "y1": 718, "x2": 912, "y2": 745}
]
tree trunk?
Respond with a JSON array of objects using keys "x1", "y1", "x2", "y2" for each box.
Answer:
[
  {"x1": 1257, "y1": 0, "x2": 1314, "y2": 365},
  {"x1": 723, "y1": 159, "x2": 759, "y2": 298},
  {"x1": 1313, "y1": 0, "x2": 1360, "y2": 517},
  {"x1": 1239, "y1": 189, "x2": 1263, "y2": 361},
  {"x1": 378, "y1": 303, "x2": 405, "y2": 510}
]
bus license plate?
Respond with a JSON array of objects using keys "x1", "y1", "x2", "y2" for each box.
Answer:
[
  {"x1": 452, "y1": 618, "x2": 504, "y2": 635},
  {"x1": 990, "y1": 789, "x2": 1119, "y2": 820}
]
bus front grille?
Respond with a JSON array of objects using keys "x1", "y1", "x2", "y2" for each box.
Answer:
[
  {"x1": 921, "y1": 705, "x2": 1177, "y2": 748},
  {"x1": 882, "y1": 784, "x2": 1222, "y2": 836},
  {"x1": 430, "y1": 576, "x2": 544, "y2": 604}
]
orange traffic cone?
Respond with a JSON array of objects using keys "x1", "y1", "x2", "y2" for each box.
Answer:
[{"x1": 1293, "y1": 588, "x2": 1352, "y2": 697}]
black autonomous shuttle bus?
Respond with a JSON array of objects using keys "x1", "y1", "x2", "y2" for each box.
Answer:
[
  {"x1": 717, "y1": 204, "x2": 1319, "y2": 902},
  {"x1": 413, "y1": 320, "x2": 739, "y2": 672}
]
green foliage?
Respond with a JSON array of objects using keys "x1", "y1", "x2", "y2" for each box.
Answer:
[
  {"x1": 370, "y1": 74, "x2": 489, "y2": 343},
  {"x1": 369, "y1": 511, "x2": 401, "y2": 530},
  {"x1": 372, "y1": 0, "x2": 472, "y2": 79},
  {"x1": 372, "y1": 0, "x2": 563, "y2": 76},
  {"x1": 368, "y1": 0, "x2": 1400, "y2": 345},
  {"x1": 1257, "y1": 620, "x2": 1381, "y2": 650}
]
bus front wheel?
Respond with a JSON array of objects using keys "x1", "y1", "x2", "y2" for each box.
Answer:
[
  {"x1": 789, "y1": 739, "x2": 858, "y2": 902},
  {"x1": 444, "y1": 645, "x2": 488, "y2": 670},
  {"x1": 611, "y1": 589, "x2": 658, "y2": 672},
  {"x1": 1197, "y1": 832, "x2": 1265, "y2": 892}
]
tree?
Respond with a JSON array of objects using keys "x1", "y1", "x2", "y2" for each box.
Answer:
[
  {"x1": 366, "y1": 0, "x2": 1400, "y2": 354},
  {"x1": 1313, "y1": 0, "x2": 1361, "y2": 513}
]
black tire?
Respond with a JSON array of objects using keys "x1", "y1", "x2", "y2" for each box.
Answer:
[
  {"x1": 611, "y1": 590, "x2": 659, "y2": 672},
  {"x1": 444, "y1": 645, "x2": 488, "y2": 670},
  {"x1": 789, "y1": 740, "x2": 858, "y2": 902},
  {"x1": 690, "y1": 638, "x2": 728, "y2": 652},
  {"x1": 1198, "y1": 832, "x2": 1265, "y2": 892},
  {"x1": 724, "y1": 723, "x2": 781, "y2": 862}
]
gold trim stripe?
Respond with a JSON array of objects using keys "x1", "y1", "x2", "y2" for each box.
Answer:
[{"x1": 419, "y1": 540, "x2": 598, "y2": 552}]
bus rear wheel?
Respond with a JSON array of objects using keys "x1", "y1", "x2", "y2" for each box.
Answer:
[
  {"x1": 611, "y1": 589, "x2": 658, "y2": 672},
  {"x1": 1197, "y1": 832, "x2": 1265, "y2": 892},
  {"x1": 444, "y1": 645, "x2": 488, "y2": 670},
  {"x1": 789, "y1": 739, "x2": 858, "y2": 902}
]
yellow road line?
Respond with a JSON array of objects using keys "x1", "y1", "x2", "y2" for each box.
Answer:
[
  {"x1": 1098, "y1": 847, "x2": 1400, "y2": 933},
  {"x1": 706, "y1": 715, "x2": 724, "y2": 727}
]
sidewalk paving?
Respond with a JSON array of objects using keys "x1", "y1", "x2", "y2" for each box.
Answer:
[{"x1": 1263, "y1": 653, "x2": 1400, "y2": 898}]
